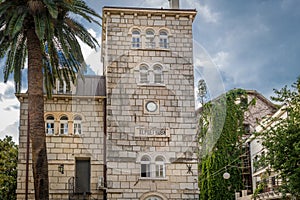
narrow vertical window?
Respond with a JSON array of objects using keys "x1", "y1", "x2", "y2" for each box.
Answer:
[
  {"x1": 155, "y1": 156, "x2": 165, "y2": 178},
  {"x1": 159, "y1": 30, "x2": 169, "y2": 49},
  {"x1": 132, "y1": 30, "x2": 141, "y2": 48},
  {"x1": 58, "y1": 80, "x2": 64, "y2": 94},
  {"x1": 46, "y1": 115, "x2": 55, "y2": 134},
  {"x1": 153, "y1": 65, "x2": 163, "y2": 84},
  {"x1": 140, "y1": 65, "x2": 149, "y2": 83},
  {"x1": 141, "y1": 156, "x2": 151, "y2": 177},
  {"x1": 57, "y1": 80, "x2": 71, "y2": 94},
  {"x1": 145, "y1": 29, "x2": 155, "y2": 48},
  {"x1": 74, "y1": 115, "x2": 82, "y2": 135},
  {"x1": 60, "y1": 116, "x2": 68, "y2": 135}
]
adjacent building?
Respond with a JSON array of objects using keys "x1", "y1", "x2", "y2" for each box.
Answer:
[{"x1": 248, "y1": 106, "x2": 287, "y2": 200}]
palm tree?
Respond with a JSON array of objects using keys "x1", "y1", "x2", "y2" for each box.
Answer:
[{"x1": 0, "y1": 0, "x2": 101, "y2": 199}]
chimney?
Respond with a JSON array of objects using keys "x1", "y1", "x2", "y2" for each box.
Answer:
[{"x1": 169, "y1": 0, "x2": 179, "y2": 9}]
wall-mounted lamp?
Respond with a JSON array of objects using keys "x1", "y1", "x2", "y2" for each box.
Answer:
[
  {"x1": 58, "y1": 164, "x2": 64, "y2": 174},
  {"x1": 223, "y1": 172, "x2": 230, "y2": 179}
]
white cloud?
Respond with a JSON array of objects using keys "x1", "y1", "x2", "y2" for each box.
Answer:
[
  {"x1": 212, "y1": 51, "x2": 230, "y2": 69},
  {"x1": 0, "y1": 121, "x2": 19, "y2": 144},
  {"x1": 78, "y1": 29, "x2": 103, "y2": 75},
  {"x1": 193, "y1": 2, "x2": 219, "y2": 23},
  {"x1": 178, "y1": 0, "x2": 219, "y2": 23},
  {"x1": 0, "y1": 106, "x2": 19, "y2": 140},
  {"x1": 193, "y1": 41, "x2": 226, "y2": 100}
]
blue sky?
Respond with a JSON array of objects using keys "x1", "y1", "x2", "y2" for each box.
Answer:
[{"x1": 1, "y1": 0, "x2": 300, "y2": 143}]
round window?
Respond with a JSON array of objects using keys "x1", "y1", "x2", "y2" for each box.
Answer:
[{"x1": 146, "y1": 101, "x2": 158, "y2": 112}]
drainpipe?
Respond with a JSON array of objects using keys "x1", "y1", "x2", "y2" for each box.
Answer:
[
  {"x1": 103, "y1": 97, "x2": 107, "y2": 200},
  {"x1": 25, "y1": 106, "x2": 30, "y2": 200},
  {"x1": 25, "y1": 104, "x2": 30, "y2": 200}
]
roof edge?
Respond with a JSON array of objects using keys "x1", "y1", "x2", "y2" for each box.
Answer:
[{"x1": 103, "y1": 6, "x2": 197, "y2": 13}]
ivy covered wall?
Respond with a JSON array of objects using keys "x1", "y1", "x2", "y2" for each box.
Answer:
[{"x1": 198, "y1": 89, "x2": 249, "y2": 200}]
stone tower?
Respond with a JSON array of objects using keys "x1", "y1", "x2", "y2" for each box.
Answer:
[{"x1": 102, "y1": 6, "x2": 199, "y2": 200}]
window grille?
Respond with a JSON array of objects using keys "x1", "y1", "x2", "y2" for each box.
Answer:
[
  {"x1": 46, "y1": 115, "x2": 55, "y2": 134},
  {"x1": 60, "y1": 116, "x2": 68, "y2": 135},
  {"x1": 141, "y1": 156, "x2": 151, "y2": 177},
  {"x1": 132, "y1": 30, "x2": 141, "y2": 48},
  {"x1": 159, "y1": 31, "x2": 169, "y2": 49},
  {"x1": 74, "y1": 115, "x2": 82, "y2": 135}
]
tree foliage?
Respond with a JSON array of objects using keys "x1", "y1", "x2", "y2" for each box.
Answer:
[
  {"x1": 199, "y1": 89, "x2": 249, "y2": 200},
  {"x1": 0, "y1": 136, "x2": 18, "y2": 200},
  {"x1": 258, "y1": 77, "x2": 300, "y2": 198},
  {"x1": 0, "y1": 0, "x2": 101, "y2": 96},
  {"x1": 0, "y1": 0, "x2": 101, "y2": 199}
]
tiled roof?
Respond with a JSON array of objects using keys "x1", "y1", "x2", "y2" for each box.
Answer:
[{"x1": 76, "y1": 75, "x2": 106, "y2": 96}]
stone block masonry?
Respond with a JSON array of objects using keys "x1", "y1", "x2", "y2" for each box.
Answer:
[{"x1": 103, "y1": 7, "x2": 199, "y2": 200}]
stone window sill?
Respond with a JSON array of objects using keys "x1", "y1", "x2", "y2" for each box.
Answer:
[
  {"x1": 137, "y1": 83, "x2": 165, "y2": 87},
  {"x1": 139, "y1": 177, "x2": 168, "y2": 181}
]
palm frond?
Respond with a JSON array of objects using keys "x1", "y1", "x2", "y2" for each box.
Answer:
[
  {"x1": 42, "y1": 0, "x2": 58, "y2": 19},
  {"x1": 0, "y1": 1, "x2": 13, "y2": 18},
  {"x1": 13, "y1": 33, "x2": 27, "y2": 92},
  {"x1": 56, "y1": 0, "x2": 101, "y2": 26},
  {"x1": 6, "y1": 11, "x2": 19, "y2": 36},
  {"x1": 12, "y1": 12, "x2": 27, "y2": 38},
  {"x1": 34, "y1": 13, "x2": 46, "y2": 41},
  {"x1": 64, "y1": 17, "x2": 99, "y2": 48}
]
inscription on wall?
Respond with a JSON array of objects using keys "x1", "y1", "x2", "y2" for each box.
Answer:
[{"x1": 135, "y1": 127, "x2": 170, "y2": 137}]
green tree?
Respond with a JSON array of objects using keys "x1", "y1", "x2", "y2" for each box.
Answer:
[
  {"x1": 0, "y1": 0, "x2": 100, "y2": 199},
  {"x1": 0, "y1": 136, "x2": 18, "y2": 200},
  {"x1": 199, "y1": 89, "x2": 249, "y2": 200},
  {"x1": 258, "y1": 77, "x2": 300, "y2": 198}
]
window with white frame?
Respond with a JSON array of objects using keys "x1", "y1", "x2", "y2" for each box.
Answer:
[
  {"x1": 132, "y1": 29, "x2": 141, "y2": 48},
  {"x1": 139, "y1": 64, "x2": 164, "y2": 85},
  {"x1": 159, "y1": 30, "x2": 169, "y2": 49},
  {"x1": 141, "y1": 155, "x2": 151, "y2": 178},
  {"x1": 140, "y1": 65, "x2": 149, "y2": 83},
  {"x1": 46, "y1": 115, "x2": 55, "y2": 134},
  {"x1": 153, "y1": 65, "x2": 163, "y2": 84},
  {"x1": 155, "y1": 156, "x2": 165, "y2": 178},
  {"x1": 74, "y1": 115, "x2": 82, "y2": 135},
  {"x1": 60, "y1": 116, "x2": 69, "y2": 135},
  {"x1": 145, "y1": 29, "x2": 155, "y2": 48}
]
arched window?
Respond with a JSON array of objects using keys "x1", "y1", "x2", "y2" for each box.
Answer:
[
  {"x1": 60, "y1": 116, "x2": 68, "y2": 135},
  {"x1": 141, "y1": 155, "x2": 151, "y2": 177},
  {"x1": 140, "y1": 65, "x2": 149, "y2": 83},
  {"x1": 132, "y1": 29, "x2": 141, "y2": 48},
  {"x1": 46, "y1": 115, "x2": 55, "y2": 134},
  {"x1": 153, "y1": 65, "x2": 163, "y2": 84},
  {"x1": 145, "y1": 29, "x2": 155, "y2": 48},
  {"x1": 146, "y1": 197, "x2": 162, "y2": 200},
  {"x1": 159, "y1": 30, "x2": 169, "y2": 49},
  {"x1": 155, "y1": 156, "x2": 165, "y2": 178},
  {"x1": 74, "y1": 115, "x2": 82, "y2": 135}
]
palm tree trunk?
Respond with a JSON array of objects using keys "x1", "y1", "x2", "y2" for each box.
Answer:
[{"x1": 26, "y1": 28, "x2": 49, "y2": 200}]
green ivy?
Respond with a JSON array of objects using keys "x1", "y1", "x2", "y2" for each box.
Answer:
[{"x1": 199, "y1": 89, "x2": 249, "y2": 200}]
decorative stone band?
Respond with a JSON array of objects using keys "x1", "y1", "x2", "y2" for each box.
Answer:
[{"x1": 135, "y1": 127, "x2": 170, "y2": 137}]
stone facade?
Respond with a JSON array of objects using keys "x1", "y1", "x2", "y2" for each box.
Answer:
[
  {"x1": 103, "y1": 7, "x2": 199, "y2": 200},
  {"x1": 16, "y1": 6, "x2": 199, "y2": 200},
  {"x1": 236, "y1": 90, "x2": 277, "y2": 198},
  {"x1": 16, "y1": 86, "x2": 106, "y2": 200}
]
